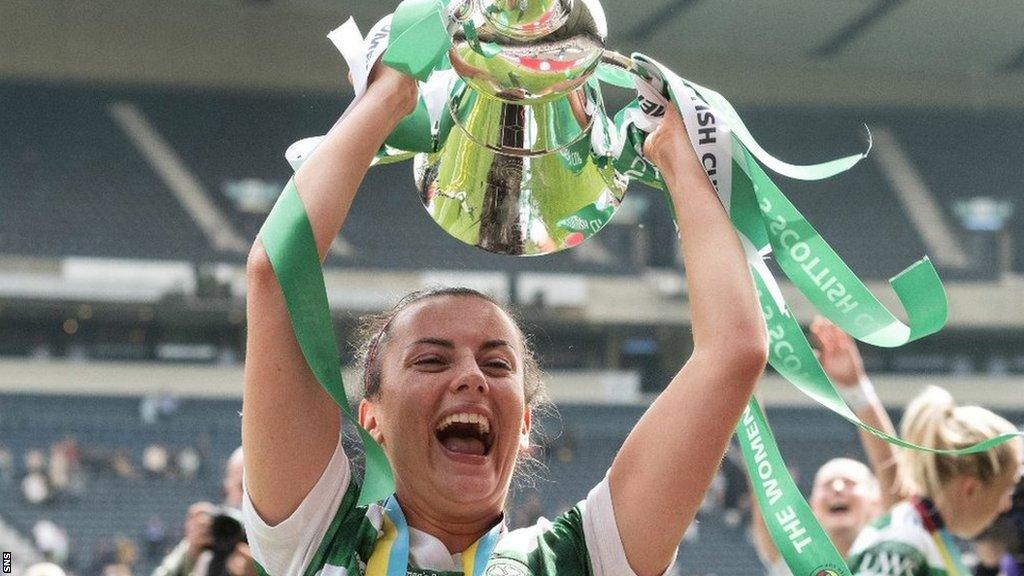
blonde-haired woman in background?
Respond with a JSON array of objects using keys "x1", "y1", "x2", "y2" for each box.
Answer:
[{"x1": 848, "y1": 386, "x2": 1022, "y2": 576}]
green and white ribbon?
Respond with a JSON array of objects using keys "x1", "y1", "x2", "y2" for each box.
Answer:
[
  {"x1": 617, "y1": 53, "x2": 1022, "y2": 575},
  {"x1": 367, "y1": 495, "x2": 503, "y2": 576},
  {"x1": 273, "y1": 1, "x2": 1022, "y2": 567},
  {"x1": 622, "y1": 53, "x2": 948, "y2": 349},
  {"x1": 259, "y1": 180, "x2": 395, "y2": 506},
  {"x1": 738, "y1": 398, "x2": 850, "y2": 576},
  {"x1": 286, "y1": 14, "x2": 457, "y2": 172},
  {"x1": 381, "y1": 0, "x2": 454, "y2": 81}
]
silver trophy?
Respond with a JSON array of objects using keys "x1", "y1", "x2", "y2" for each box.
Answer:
[{"x1": 411, "y1": 0, "x2": 645, "y2": 256}]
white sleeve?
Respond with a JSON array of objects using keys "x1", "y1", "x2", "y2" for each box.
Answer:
[
  {"x1": 582, "y1": 475, "x2": 679, "y2": 576},
  {"x1": 242, "y1": 432, "x2": 350, "y2": 576}
]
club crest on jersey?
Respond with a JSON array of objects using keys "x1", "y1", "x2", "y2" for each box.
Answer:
[
  {"x1": 811, "y1": 566, "x2": 842, "y2": 576},
  {"x1": 485, "y1": 560, "x2": 529, "y2": 576}
]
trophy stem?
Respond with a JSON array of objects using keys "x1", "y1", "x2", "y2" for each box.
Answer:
[
  {"x1": 478, "y1": 104, "x2": 527, "y2": 255},
  {"x1": 479, "y1": 155, "x2": 525, "y2": 255},
  {"x1": 448, "y1": 84, "x2": 593, "y2": 157}
]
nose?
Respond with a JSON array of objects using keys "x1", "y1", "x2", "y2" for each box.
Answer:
[
  {"x1": 450, "y1": 358, "x2": 489, "y2": 395},
  {"x1": 830, "y1": 478, "x2": 848, "y2": 494}
]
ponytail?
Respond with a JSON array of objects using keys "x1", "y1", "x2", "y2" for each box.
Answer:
[{"x1": 899, "y1": 386, "x2": 1020, "y2": 498}]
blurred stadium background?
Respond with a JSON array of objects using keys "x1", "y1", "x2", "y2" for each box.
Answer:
[{"x1": 1, "y1": 1, "x2": 1023, "y2": 574}]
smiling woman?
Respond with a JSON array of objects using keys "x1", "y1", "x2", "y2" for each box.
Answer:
[{"x1": 240, "y1": 54, "x2": 768, "y2": 576}]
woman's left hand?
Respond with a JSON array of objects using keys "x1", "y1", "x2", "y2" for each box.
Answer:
[
  {"x1": 810, "y1": 315, "x2": 866, "y2": 388},
  {"x1": 641, "y1": 105, "x2": 695, "y2": 176}
]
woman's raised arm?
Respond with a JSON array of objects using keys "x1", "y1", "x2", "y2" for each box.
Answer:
[
  {"x1": 608, "y1": 108, "x2": 768, "y2": 575},
  {"x1": 242, "y1": 66, "x2": 417, "y2": 526},
  {"x1": 810, "y1": 316, "x2": 903, "y2": 509}
]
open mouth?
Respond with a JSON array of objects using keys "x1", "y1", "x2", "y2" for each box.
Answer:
[
  {"x1": 827, "y1": 503, "x2": 851, "y2": 514},
  {"x1": 435, "y1": 412, "x2": 494, "y2": 457}
]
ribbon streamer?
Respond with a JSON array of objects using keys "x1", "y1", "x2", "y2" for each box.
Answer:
[
  {"x1": 273, "y1": 4, "x2": 1020, "y2": 570},
  {"x1": 630, "y1": 53, "x2": 950, "y2": 349},
  {"x1": 382, "y1": 0, "x2": 453, "y2": 81},
  {"x1": 738, "y1": 399, "x2": 852, "y2": 576},
  {"x1": 617, "y1": 55, "x2": 1023, "y2": 575},
  {"x1": 684, "y1": 75, "x2": 871, "y2": 182},
  {"x1": 365, "y1": 495, "x2": 503, "y2": 576},
  {"x1": 259, "y1": 180, "x2": 395, "y2": 506},
  {"x1": 622, "y1": 51, "x2": 1022, "y2": 454}
]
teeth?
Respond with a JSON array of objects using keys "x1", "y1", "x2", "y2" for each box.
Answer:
[{"x1": 436, "y1": 412, "x2": 490, "y2": 436}]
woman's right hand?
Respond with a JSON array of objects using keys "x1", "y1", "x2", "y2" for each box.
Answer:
[{"x1": 364, "y1": 61, "x2": 419, "y2": 120}]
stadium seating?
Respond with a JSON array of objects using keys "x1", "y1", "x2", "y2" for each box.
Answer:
[
  {"x1": 894, "y1": 110, "x2": 1024, "y2": 276},
  {"x1": 8, "y1": 81, "x2": 1009, "y2": 279},
  {"x1": 740, "y1": 109, "x2": 932, "y2": 280},
  {"x1": 134, "y1": 87, "x2": 644, "y2": 274},
  {"x1": 0, "y1": 84, "x2": 211, "y2": 262},
  {"x1": 0, "y1": 394, "x2": 241, "y2": 575},
  {"x1": 6, "y1": 393, "x2": 1012, "y2": 575}
]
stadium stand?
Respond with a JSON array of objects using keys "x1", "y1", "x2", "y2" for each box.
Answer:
[
  {"x1": 3, "y1": 3, "x2": 1023, "y2": 576},
  {"x1": 740, "y1": 109, "x2": 932, "y2": 280},
  {"x1": 0, "y1": 84, "x2": 211, "y2": 262},
  {"x1": 5, "y1": 393, "x2": 1015, "y2": 575},
  {"x1": 3, "y1": 83, "x2": 1024, "y2": 380},
  {"x1": 138, "y1": 83, "x2": 650, "y2": 274},
  {"x1": 8, "y1": 81, "x2": 1009, "y2": 279},
  {"x1": 0, "y1": 394, "x2": 241, "y2": 575},
  {"x1": 894, "y1": 110, "x2": 1024, "y2": 276}
]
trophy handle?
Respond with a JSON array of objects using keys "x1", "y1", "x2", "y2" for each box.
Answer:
[{"x1": 599, "y1": 50, "x2": 655, "y2": 83}]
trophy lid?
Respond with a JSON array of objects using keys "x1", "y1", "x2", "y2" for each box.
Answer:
[
  {"x1": 451, "y1": 0, "x2": 608, "y2": 103},
  {"x1": 479, "y1": 0, "x2": 573, "y2": 39}
]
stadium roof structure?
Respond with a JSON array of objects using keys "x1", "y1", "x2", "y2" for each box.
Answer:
[{"x1": 1, "y1": 0, "x2": 1023, "y2": 108}]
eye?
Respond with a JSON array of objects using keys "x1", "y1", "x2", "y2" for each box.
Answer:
[
  {"x1": 482, "y1": 358, "x2": 513, "y2": 373},
  {"x1": 413, "y1": 356, "x2": 447, "y2": 370}
]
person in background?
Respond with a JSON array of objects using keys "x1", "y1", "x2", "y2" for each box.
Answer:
[
  {"x1": 31, "y1": 519, "x2": 69, "y2": 567},
  {"x1": 23, "y1": 562, "x2": 66, "y2": 576},
  {"x1": 144, "y1": 516, "x2": 169, "y2": 560},
  {"x1": 220, "y1": 447, "x2": 244, "y2": 509},
  {"x1": 153, "y1": 447, "x2": 244, "y2": 576},
  {"x1": 0, "y1": 444, "x2": 13, "y2": 484},
  {"x1": 973, "y1": 470, "x2": 1024, "y2": 576},
  {"x1": 848, "y1": 387, "x2": 1022, "y2": 575},
  {"x1": 177, "y1": 446, "x2": 202, "y2": 480},
  {"x1": 750, "y1": 317, "x2": 900, "y2": 574}
]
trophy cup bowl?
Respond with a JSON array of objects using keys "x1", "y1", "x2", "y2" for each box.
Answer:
[{"x1": 415, "y1": 0, "x2": 628, "y2": 256}]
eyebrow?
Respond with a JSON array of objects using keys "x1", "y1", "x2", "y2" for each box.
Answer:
[
  {"x1": 482, "y1": 339, "x2": 514, "y2": 352},
  {"x1": 406, "y1": 338, "x2": 514, "y2": 352},
  {"x1": 408, "y1": 337, "x2": 454, "y2": 350}
]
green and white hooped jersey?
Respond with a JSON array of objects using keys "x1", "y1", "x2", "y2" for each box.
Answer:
[
  {"x1": 242, "y1": 434, "x2": 663, "y2": 576},
  {"x1": 847, "y1": 501, "x2": 960, "y2": 576}
]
